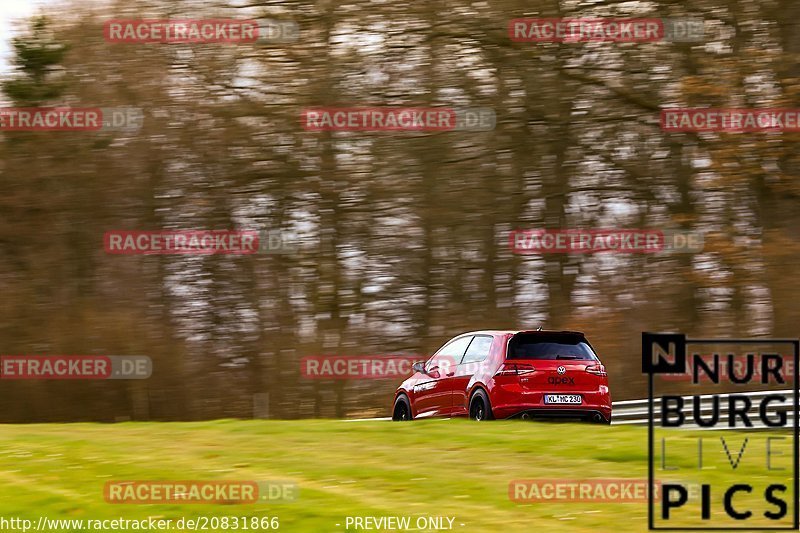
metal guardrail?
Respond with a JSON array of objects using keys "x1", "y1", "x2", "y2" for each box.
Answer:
[
  {"x1": 347, "y1": 389, "x2": 797, "y2": 425},
  {"x1": 612, "y1": 388, "x2": 795, "y2": 428}
]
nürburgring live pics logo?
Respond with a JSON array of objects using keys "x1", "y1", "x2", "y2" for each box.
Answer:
[{"x1": 643, "y1": 333, "x2": 799, "y2": 530}]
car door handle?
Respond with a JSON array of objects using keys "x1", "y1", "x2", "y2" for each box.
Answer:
[{"x1": 446, "y1": 372, "x2": 455, "y2": 377}]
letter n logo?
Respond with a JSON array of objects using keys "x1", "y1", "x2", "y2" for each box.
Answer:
[{"x1": 642, "y1": 332, "x2": 686, "y2": 374}]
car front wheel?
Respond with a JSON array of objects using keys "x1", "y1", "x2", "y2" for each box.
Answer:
[{"x1": 392, "y1": 394, "x2": 412, "y2": 421}]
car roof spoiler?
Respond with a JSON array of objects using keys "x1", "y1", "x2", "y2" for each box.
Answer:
[{"x1": 514, "y1": 330, "x2": 585, "y2": 337}]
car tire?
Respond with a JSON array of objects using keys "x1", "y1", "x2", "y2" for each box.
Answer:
[
  {"x1": 469, "y1": 389, "x2": 494, "y2": 421},
  {"x1": 392, "y1": 394, "x2": 412, "y2": 421}
]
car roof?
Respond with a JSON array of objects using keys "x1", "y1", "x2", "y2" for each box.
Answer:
[{"x1": 459, "y1": 329, "x2": 586, "y2": 337}]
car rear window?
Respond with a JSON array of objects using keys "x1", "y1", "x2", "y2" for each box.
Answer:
[{"x1": 507, "y1": 333, "x2": 598, "y2": 360}]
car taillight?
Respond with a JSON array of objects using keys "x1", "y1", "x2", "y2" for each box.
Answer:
[
  {"x1": 495, "y1": 363, "x2": 536, "y2": 376},
  {"x1": 585, "y1": 364, "x2": 607, "y2": 376}
]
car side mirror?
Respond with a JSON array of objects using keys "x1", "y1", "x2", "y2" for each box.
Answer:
[{"x1": 412, "y1": 362, "x2": 426, "y2": 374}]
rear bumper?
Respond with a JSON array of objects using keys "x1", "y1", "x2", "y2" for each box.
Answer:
[
  {"x1": 490, "y1": 387, "x2": 611, "y2": 420},
  {"x1": 500, "y1": 407, "x2": 611, "y2": 422}
]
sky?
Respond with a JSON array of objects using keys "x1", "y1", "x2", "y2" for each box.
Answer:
[{"x1": 0, "y1": 0, "x2": 42, "y2": 73}]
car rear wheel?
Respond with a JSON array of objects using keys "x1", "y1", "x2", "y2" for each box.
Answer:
[
  {"x1": 469, "y1": 390, "x2": 494, "y2": 421},
  {"x1": 392, "y1": 394, "x2": 412, "y2": 421}
]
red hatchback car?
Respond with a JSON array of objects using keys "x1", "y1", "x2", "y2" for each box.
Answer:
[{"x1": 392, "y1": 330, "x2": 611, "y2": 423}]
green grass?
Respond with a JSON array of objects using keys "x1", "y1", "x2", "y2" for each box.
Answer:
[{"x1": 0, "y1": 420, "x2": 793, "y2": 532}]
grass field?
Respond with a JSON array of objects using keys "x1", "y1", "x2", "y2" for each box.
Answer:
[{"x1": 0, "y1": 420, "x2": 794, "y2": 532}]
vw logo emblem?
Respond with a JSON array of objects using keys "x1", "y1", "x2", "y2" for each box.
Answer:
[{"x1": 557, "y1": 366, "x2": 566, "y2": 375}]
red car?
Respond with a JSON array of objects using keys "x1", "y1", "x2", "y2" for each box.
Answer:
[{"x1": 392, "y1": 330, "x2": 611, "y2": 423}]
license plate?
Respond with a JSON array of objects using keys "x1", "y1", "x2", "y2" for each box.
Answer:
[{"x1": 544, "y1": 394, "x2": 582, "y2": 404}]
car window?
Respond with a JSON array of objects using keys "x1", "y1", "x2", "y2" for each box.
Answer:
[
  {"x1": 507, "y1": 333, "x2": 598, "y2": 360},
  {"x1": 462, "y1": 335, "x2": 493, "y2": 364},
  {"x1": 428, "y1": 335, "x2": 474, "y2": 370}
]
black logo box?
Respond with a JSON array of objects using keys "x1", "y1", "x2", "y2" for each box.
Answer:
[{"x1": 642, "y1": 333, "x2": 800, "y2": 531}]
